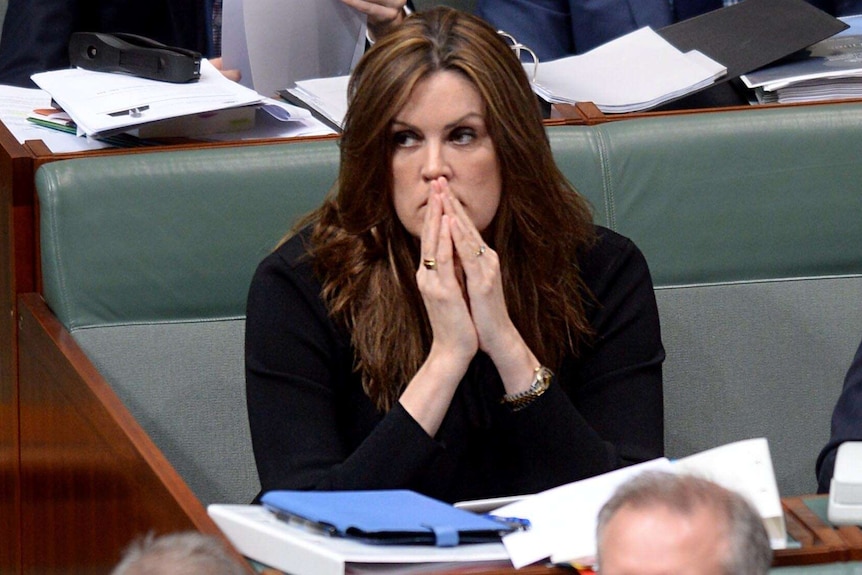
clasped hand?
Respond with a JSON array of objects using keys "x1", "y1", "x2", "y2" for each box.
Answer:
[{"x1": 417, "y1": 177, "x2": 515, "y2": 370}]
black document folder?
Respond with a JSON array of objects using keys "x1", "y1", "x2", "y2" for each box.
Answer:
[{"x1": 657, "y1": 0, "x2": 848, "y2": 82}]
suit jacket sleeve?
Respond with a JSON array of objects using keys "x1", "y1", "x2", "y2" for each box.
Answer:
[
  {"x1": 0, "y1": 0, "x2": 208, "y2": 88},
  {"x1": 816, "y1": 337, "x2": 862, "y2": 493},
  {"x1": 0, "y1": 0, "x2": 78, "y2": 87}
]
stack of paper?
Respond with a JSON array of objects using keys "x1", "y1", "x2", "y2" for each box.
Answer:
[
  {"x1": 741, "y1": 15, "x2": 862, "y2": 104},
  {"x1": 284, "y1": 75, "x2": 350, "y2": 129},
  {"x1": 208, "y1": 438, "x2": 785, "y2": 573},
  {"x1": 221, "y1": 0, "x2": 365, "y2": 99},
  {"x1": 495, "y1": 437, "x2": 785, "y2": 568},
  {"x1": 31, "y1": 59, "x2": 266, "y2": 139},
  {"x1": 529, "y1": 27, "x2": 726, "y2": 113}
]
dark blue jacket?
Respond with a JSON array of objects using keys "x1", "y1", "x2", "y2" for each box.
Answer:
[
  {"x1": 817, "y1": 338, "x2": 862, "y2": 493},
  {"x1": 476, "y1": 0, "x2": 862, "y2": 61},
  {"x1": 0, "y1": 0, "x2": 210, "y2": 87}
]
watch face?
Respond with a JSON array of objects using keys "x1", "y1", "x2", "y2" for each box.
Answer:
[{"x1": 501, "y1": 366, "x2": 553, "y2": 410}]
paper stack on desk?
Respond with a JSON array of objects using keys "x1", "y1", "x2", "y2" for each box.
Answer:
[
  {"x1": 208, "y1": 438, "x2": 784, "y2": 573},
  {"x1": 529, "y1": 27, "x2": 726, "y2": 113},
  {"x1": 741, "y1": 14, "x2": 862, "y2": 104},
  {"x1": 495, "y1": 437, "x2": 786, "y2": 568},
  {"x1": 31, "y1": 59, "x2": 265, "y2": 139},
  {"x1": 283, "y1": 75, "x2": 350, "y2": 130}
]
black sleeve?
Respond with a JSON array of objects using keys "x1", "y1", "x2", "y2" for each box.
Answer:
[
  {"x1": 0, "y1": 0, "x2": 78, "y2": 87},
  {"x1": 498, "y1": 227, "x2": 665, "y2": 494},
  {"x1": 0, "y1": 0, "x2": 208, "y2": 88},
  {"x1": 816, "y1": 337, "x2": 862, "y2": 493},
  {"x1": 244, "y1": 239, "x2": 444, "y2": 498}
]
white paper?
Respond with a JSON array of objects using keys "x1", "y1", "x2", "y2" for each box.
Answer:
[
  {"x1": 222, "y1": 0, "x2": 366, "y2": 98},
  {"x1": 530, "y1": 27, "x2": 726, "y2": 113},
  {"x1": 31, "y1": 60, "x2": 263, "y2": 138},
  {"x1": 0, "y1": 85, "x2": 112, "y2": 152},
  {"x1": 221, "y1": 0, "x2": 253, "y2": 89},
  {"x1": 496, "y1": 459, "x2": 674, "y2": 568},
  {"x1": 494, "y1": 437, "x2": 785, "y2": 568},
  {"x1": 741, "y1": 15, "x2": 862, "y2": 91},
  {"x1": 674, "y1": 437, "x2": 786, "y2": 548},
  {"x1": 287, "y1": 75, "x2": 350, "y2": 128}
]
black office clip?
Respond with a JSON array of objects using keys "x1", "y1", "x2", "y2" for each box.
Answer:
[{"x1": 69, "y1": 32, "x2": 201, "y2": 83}]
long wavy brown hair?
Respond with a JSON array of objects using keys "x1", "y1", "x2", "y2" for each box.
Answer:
[{"x1": 292, "y1": 7, "x2": 596, "y2": 411}]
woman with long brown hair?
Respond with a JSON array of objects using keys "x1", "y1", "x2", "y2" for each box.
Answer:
[{"x1": 245, "y1": 7, "x2": 664, "y2": 503}]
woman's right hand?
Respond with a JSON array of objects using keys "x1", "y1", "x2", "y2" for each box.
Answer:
[
  {"x1": 416, "y1": 181, "x2": 479, "y2": 368},
  {"x1": 398, "y1": 179, "x2": 477, "y2": 437}
]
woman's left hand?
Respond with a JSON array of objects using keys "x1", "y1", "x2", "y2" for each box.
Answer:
[
  {"x1": 439, "y1": 188, "x2": 517, "y2": 361},
  {"x1": 435, "y1": 179, "x2": 541, "y2": 396},
  {"x1": 339, "y1": 0, "x2": 407, "y2": 40}
]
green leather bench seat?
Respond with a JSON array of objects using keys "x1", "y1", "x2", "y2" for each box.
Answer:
[{"x1": 35, "y1": 102, "x2": 862, "y2": 506}]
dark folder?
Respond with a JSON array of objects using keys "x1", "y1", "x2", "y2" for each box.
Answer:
[
  {"x1": 260, "y1": 489, "x2": 520, "y2": 547},
  {"x1": 657, "y1": 0, "x2": 848, "y2": 82}
]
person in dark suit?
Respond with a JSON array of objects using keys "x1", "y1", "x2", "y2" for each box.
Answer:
[
  {"x1": 475, "y1": 0, "x2": 862, "y2": 61},
  {"x1": 0, "y1": 0, "x2": 412, "y2": 88},
  {"x1": 816, "y1": 337, "x2": 862, "y2": 494},
  {"x1": 475, "y1": 0, "x2": 673, "y2": 60},
  {"x1": 0, "y1": 0, "x2": 212, "y2": 88}
]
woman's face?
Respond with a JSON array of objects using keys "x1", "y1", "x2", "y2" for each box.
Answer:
[{"x1": 390, "y1": 70, "x2": 502, "y2": 238}]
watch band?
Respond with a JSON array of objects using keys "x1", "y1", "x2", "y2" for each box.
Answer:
[{"x1": 500, "y1": 366, "x2": 553, "y2": 411}]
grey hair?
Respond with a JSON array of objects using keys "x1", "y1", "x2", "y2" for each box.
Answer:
[
  {"x1": 595, "y1": 471, "x2": 772, "y2": 575},
  {"x1": 111, "y1": 531, "x2": 247, "y2": 575}
]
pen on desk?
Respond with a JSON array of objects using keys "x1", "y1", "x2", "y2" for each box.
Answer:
[{"x1": 483, "y1": 513, "x2": 531, "y2": 531}]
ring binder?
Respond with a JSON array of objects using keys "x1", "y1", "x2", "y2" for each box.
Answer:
[{"x1": 497, "y1": 30, "x2": 539, "y2": 82}]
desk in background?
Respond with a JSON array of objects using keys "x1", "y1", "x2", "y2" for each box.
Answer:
[{"x1": 244, "y1": 497, "x2": 862, "y2": 575}]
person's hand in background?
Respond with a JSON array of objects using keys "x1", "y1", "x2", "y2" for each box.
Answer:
[{"x1": 340, "y1": 0, "x2": 408, "y2": 41}]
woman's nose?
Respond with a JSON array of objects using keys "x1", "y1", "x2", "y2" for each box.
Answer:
[{"x1": 421, "y1": 142, "x2": 452, "y2": 181}]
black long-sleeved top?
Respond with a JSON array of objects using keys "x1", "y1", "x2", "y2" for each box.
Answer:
[{"x1": 245, "y1": 225, "x2": 664, "y2": 503}]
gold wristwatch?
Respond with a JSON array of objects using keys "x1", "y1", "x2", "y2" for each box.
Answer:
[{"x1": 501, "y1": 366, "x2": 553, "y2": 411}]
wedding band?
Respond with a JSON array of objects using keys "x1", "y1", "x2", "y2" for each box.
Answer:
[
  {"x1": 474, "y1": 245, "x2": 486, "y2": 257},
  {"x1": 423, "y1": 258, "x2": 437, "y2": 270}
]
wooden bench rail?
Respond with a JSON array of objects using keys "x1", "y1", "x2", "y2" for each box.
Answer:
[{"x1": 16, "y1": 293, "x2": 250, "y2": 573}]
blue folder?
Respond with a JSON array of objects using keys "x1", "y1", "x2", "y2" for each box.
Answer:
[{"x1": 260, "y1": 489, "x2": 519, "y2": 547}]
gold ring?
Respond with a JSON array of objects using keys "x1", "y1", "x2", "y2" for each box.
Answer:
[
  {"x1": 474, "y1": 245, "x2": 486, "y2": 257},
  {"x1": 423, "y1": 258, "x2": 437, "y2": 270}
]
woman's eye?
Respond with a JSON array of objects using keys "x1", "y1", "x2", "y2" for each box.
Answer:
[
  {"x1": 450, "y1": 127, "x2": 477, "y2": 145},
  {"x1": 393, "y1": 130, "x2": 420, "y2": 147}
]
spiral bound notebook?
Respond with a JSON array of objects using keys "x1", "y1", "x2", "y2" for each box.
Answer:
[{"x1": 260, "y1": 489, "x2": 521, "y2": 547}]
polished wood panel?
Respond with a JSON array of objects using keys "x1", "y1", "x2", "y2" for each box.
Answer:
[
  {"x1": 782, "y1": 496, "x2": 862, "y2": 564},
  {"x1": 551, "y1": 97, "x2": 862, "y2": 126},
  {"x1": 778, "y1": 496, "x2": 851, "y2": 566},
  {"x1": 0, "y1": 122, "x2": 31, "y2": 575},
  {"x1": 16, "y1": 293, "x2": 245, "y2": 573}
]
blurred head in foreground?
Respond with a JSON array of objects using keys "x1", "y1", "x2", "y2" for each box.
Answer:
[
  {"x1": 596, "y1": 471, "x2": 772, "y2": 575},
  {"x1": 111, "y1": 531, "x2": 247, "y2": 575}
]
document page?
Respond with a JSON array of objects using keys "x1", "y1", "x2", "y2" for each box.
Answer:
[
  {"x1": 31, "y1": 60, "x2": 263, "y2": 138},
  {"x1": 495, "y1": 458, "x2": 674, "y2": 568},
  {"x1": 222, "y1": 0, "x2": 366, "y2": 98},
  {"x1": 492, "y1": 437, "x2": 785, "y2": 568},
  {"x1": 0, "y1": 85, "x2": 112, "y2": 152},
  {"x1": 530, "y1": 27, "x2": 726, "y2": 113}
]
